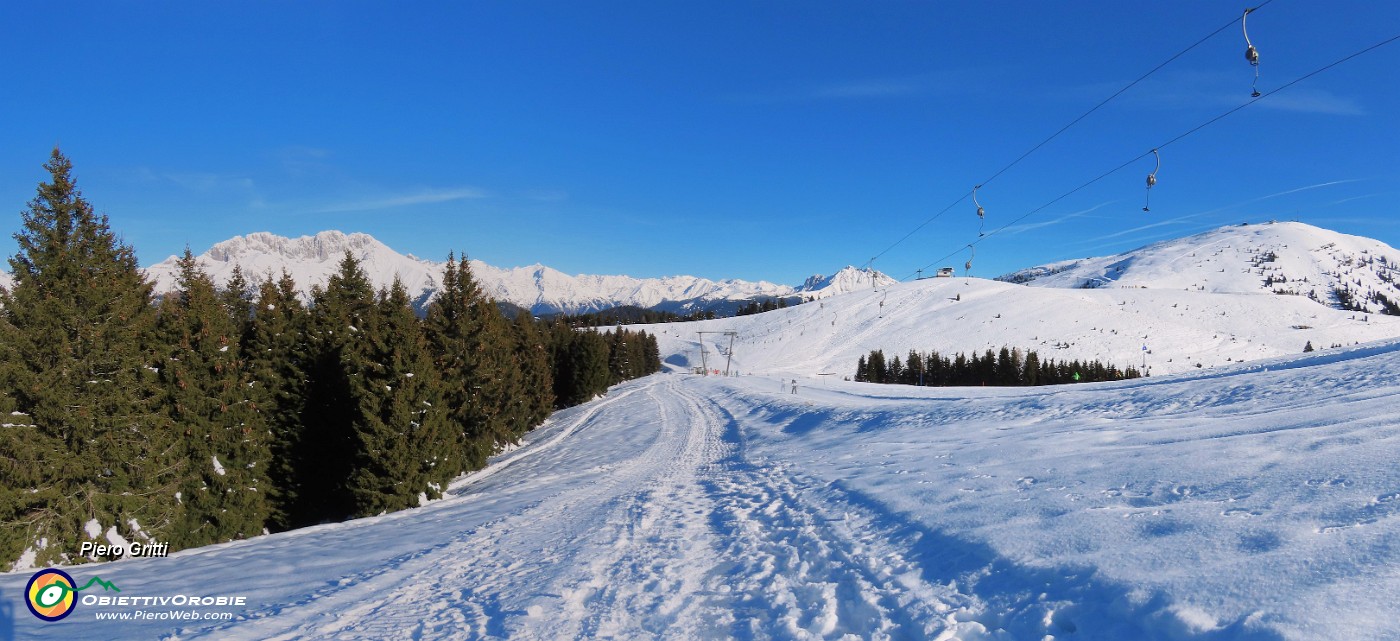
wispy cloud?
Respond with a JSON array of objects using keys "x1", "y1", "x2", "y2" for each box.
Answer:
[
  {"x1": 1003, "y1": 200, "x2": 1117, "y2": 235},
  {"x1": 1323, "y1": 192, "x2": 1389, "y2": 207},
  {"x1": 1065, "y1": 179, "x2": 1371, "y2": 250},
  {"x1": 1076, "y1": 212, "x2": 1206, "y2": 246},
  {"x1": 308, "y1": 187, "x2": 489, "y2": 214},
  {"x1": 276, "y1": 146, "x2": 334, "y2": 176},
  {"x1": 522, "y1": 189, "x2": 569, "y2": 202},
  {"x1": 1254, "y1": 89, "x2": 1365, "y2": 116},
  {"x1": 810, "y1": 78, "x2": 927, "y2": 99},
  {"x1": 132, "y1": 167, "x2": 256, "y2": 193},
  {"x1": 1255, "y1": 178, "x2": 1365, "y2": 201},
  {"x1": 1064, "y1": 70, "x2": 1365, "y2": 117},
  {"x1": 1312, "y1": 215, "x2": 1400, "y2": 227},
  {"x1": 728, "y1": 69, "x2": 985, "y2": 104}
]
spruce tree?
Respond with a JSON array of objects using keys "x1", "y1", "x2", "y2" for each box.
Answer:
[
  {"x1": 245, "y1": 271, "x2": 310, "y2": 530},
  {"x1": 344, "y1": 279, "x2": 453, "y2": 516},
  {"x1": 509, "y1": 312, "x2": 554, "y2": 437},
  {"x1": 424, "y1": 254, "x2": 516, "y2": 472},
  {"x1": 157, "y1": 250, "x2": 271, "y2": 546},
  {"x1": 642, "y1": 331, "x2": 662, "y2": 374},
  {"x1": 220, "y1": 264, "x2": 254, "y2": 337},
  {"x1": 300, "y1": 252, "x2": 379, "y2": 523},
  {"x1": 607, "y1": 329, "x2": 632, "y2": 385},
  {"x1": 1024, "y1": 351, "x2": 1041, "y2": 386},
  {"x1": 0, "y1": 150, "x2": 180, "y2": 567}
]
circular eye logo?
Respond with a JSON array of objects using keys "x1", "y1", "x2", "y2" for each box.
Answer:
[{"x1": 25, "y1": 569, "x2": 78, "y2": 622}]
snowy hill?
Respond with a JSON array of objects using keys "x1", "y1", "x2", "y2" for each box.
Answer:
[
  {"x1": 641, "y1": 273, "x2": 1400, "y2": 379},
  {"x1": 999, "y1": 222, "x2": 1400, "y2": 313},
  {"x1": 143, "y1": 231, "x2": 880, "y2": 315},
  {"x1": 796, "y1": 265, "x2": 895, "y2": 300}
]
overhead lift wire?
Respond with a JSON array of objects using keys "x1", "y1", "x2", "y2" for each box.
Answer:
[
  {"x1": 866, "y1": 2, "x2": 1275, "y2": 267},
  {"x1": 907, "y1": 29, "x2": 1400, "y2": 281}
]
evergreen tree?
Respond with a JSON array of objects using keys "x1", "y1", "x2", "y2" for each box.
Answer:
[
  {"x1": 867, "y1": 350, "x2": 887, "y2": 384},
  {"x1": 344, "y1": 279, "x2": 453, "y2": 516},
  {"x1": 547, "y1": 323, "x2": 618, "y2": 408},
  {"x1": 888, "y1": 355, "x2": 904, "y2": 384},
  {"x1": 905, "y1": 349, "x2": 924, "y2": 386},
  {"x1": 158, "y1": 250, "x2": 271, "y2": 547},
  {"x1": 245, "y1": 271, "x2": 309, "y2": 531},
  {"x1": 0, "y1": 150, "x2": 180, "y2": 567},
  {"x1": 300, "y1": 252, "x2": 379, "y2": 523},
  {"x1": 643, "y1": 331, "x2": 662, "y2": 374},
  {"x1": 220, "y1": 264, "x2": 254, "y2": 336},
  {"x1": 510, "y1": 313, "x2": 554, "y2": 434},
  {"x1": 607, "y1": 328, "x2": 633, "y2": 385},
  {"x1": 424, "y1": 254, "x2": 516, "y2": 473}
]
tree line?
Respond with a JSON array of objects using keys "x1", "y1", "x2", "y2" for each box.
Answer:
[
  {"x1": 735, "y1": 297, "x2": 791, "y2": 316},
  {"x1": 0, "y1": 150, "x2": 660, "y2": 568},
  {"x1": 855, "y1": 346, "x2": 1142, "y2": 387}
]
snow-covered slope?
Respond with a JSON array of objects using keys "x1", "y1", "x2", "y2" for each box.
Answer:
[
  {"x1": 999, "y1": 222, "x2": 1400, "y2": 313},
  {"x1": 6, "y1": 341, "x2": 1400, "y2": 639},
  {"x1": 641, "y1": 274, "x2": 1400, "y2": 378},
  {"x1": 144, "y1": 231, "x2": 880, "y2": 315}
]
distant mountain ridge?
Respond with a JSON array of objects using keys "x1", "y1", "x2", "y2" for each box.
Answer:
[{"x1": 139, "y1": 231, "x2": 892, "y2": 315}]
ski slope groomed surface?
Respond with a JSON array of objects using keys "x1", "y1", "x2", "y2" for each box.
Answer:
[{"x1": 3, "y1": 340, "x2": 1400, "y2": 640}]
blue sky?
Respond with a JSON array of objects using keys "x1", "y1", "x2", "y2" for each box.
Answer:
[{"x1": 2, "y1": 1, "x2": 1397, "y2": 285}]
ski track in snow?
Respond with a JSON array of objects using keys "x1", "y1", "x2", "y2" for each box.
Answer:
[
  {"x1": 268, "y1": 378, "x2": 982, "y2": 640},
  {"x1": 19, "y1": 377, "x2": 984, "y2": 641}
]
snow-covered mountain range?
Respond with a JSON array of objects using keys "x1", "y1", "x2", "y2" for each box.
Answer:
[{"x1": 139, "y1": 231, "x2": 890, "y2": 315}]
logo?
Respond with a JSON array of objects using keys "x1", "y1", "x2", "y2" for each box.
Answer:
[{"x1": 24, "y1": 569, "x2": 120, "y2": 622}]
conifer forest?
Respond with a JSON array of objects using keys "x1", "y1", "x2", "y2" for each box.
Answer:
[{"x1": 0, "y1": 151, "x2": 660, "y2": 567}]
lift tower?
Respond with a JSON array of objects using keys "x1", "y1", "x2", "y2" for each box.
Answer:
[{"x1": 696, "y1": 331, "x2": 739, "y2": 376}]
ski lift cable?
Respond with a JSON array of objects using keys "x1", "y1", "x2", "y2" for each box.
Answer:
[
  {"x1": 907, "y1": 29, "x2": 1400, "y2": 280},
  {"x1": 974, "y1": 1, "x2": 1272, "y2": 191},
  {"x1": 868, "y1": 2, "x2": 1273, "y2": 267}
]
